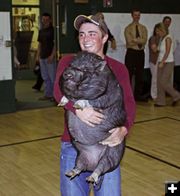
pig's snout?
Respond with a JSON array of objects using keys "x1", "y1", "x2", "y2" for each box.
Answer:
[{"x1": 63, "y1": 69, "x2": 75, "y2": 80}]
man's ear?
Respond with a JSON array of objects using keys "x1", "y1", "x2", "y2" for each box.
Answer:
[{"x1": 102, "y1": 34, "x2": 108, "y2": 44}]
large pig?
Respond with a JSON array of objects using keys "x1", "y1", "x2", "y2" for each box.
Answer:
[{"x1": 59, "y1": 51, "x2": 126, "y2": 184}]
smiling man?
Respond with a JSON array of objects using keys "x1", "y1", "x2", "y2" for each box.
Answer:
[{"x1": 54, "y1": 13, "x2": 136, "y2": 196}]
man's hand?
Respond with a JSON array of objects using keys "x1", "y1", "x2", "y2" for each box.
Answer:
[
  {"x1": 99, "y1": 126, "x2": 128, "y2": 147},
  {"x1": 158, "y1": 62, "x2": 164, "y2": 68},
  {"x1": 47, "y1": 55, "x2": 54, "y2": 64},
  {"x1": 75, "y1": 107, "x2": 105, "y2": 127}
]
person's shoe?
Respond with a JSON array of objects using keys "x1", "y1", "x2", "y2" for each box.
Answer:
[
  {"x1": 39, "y1": 96, "x2": 52, "y2": 101},
  {"x1": 32, "y1": 86, "x2": 41, "y2": 91},
  {"x1": 172, "y1": 98, "x2": 180, "y2": 106}
]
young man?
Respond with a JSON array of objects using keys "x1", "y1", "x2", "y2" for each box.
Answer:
[
  {"x1": 37, "y1": 13, "x2": 56, "y2": 101},
  {"x1": 54, "y1": 13, "x2": 136, "y2": 196},
  {"x1": 162, "y1": 16, "x2": 172, "y2": 29},
  {"x1": 124, "y1": 9, "x2": 148, "y2": 102}
]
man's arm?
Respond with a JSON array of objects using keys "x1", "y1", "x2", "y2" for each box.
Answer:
[
  {"x1": 100, "y1": 59, "x2": 136, "y2": 146},
  {"x1": 137, "y1": 25, "x2": 148, "y2": 46},
  {"x1": 124, "y1": 26, "x2": 137, "y2": 48},
  {"x1": 36, "y1": 43, "x2": 41, "y2": 62},
  {"x1": 53, "y1": 55, "x2": 76, "y2": 113},
  {"x1": 48, "y1": 41, "x2": 56, "y2": 64}
]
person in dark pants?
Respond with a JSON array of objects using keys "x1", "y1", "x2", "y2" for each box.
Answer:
[
  {"x1": 124, "y1": 8, "x2": 148, "y2": 101},
  {"x1": 104, "y1": 28, "x2": 117, "y2": 54},
  {"x1": 32, "y1": 61, "x2": 44, "y2": 91}
]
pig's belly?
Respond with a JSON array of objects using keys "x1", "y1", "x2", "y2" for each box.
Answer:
[
  {"x1": 74, "y1": 141, "x2": 107, "y2": 170},
  {"x1": 68, "y1": 112, "x2": 111, "y2": 145}
]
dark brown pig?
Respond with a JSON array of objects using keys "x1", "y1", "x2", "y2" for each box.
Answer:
[{"x1": 59, "y1": 51, "x2": 126, "y2": 184}]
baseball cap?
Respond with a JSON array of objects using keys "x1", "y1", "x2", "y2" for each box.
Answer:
[{"x1": 74, "y1": 14, "x2": 108, "y2": 34}]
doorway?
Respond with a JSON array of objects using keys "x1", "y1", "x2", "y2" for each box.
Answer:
[
  {"x1": 12, "y1": 6, "x2": 39, "y2": 70},
  {"x1": 12, "y1": 0, "x2": 58, "y2": 110},
  {"x1": 12, "y1": 5, "x2": 55, "y2": 110}
]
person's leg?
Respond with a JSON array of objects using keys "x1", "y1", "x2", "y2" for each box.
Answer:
[
  {"x1": 60, "y1": 142, "x2": 90, "y2": 196},
  {"x1": 155, "y1": 66, "x2": 166, "y2": 105},
  {"x1": 159, "y1": 62, "x2": 180, "y2": 101},
  {"x1": 36, "y1": 73, "x2": 44, "y2": 90},
  {"x1": 32, "y1": 72, "x2": 44, "y2": 91},
  {"x1": 149, "y1": 62, "x2": 157, "y2": 99},
  {"x1": 125, "y1": 50, "x2": 135, "y2": 85},
  {"x1": 94, "y1": 166, "x2": 121, "y2": 196},
  {"x1": 40, "y1": 58, "x2": 51, "y2": 97},
  {"x1": 134, "y1": 51, "x2": 145, "y2": 99},
  {"x1": 47, "y1": 59, "x2": 56, "y2": 97}
]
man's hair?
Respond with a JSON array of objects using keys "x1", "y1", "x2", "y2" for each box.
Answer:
[
  {"x1": 131, "y1": 8, "x2": 141, "y2": 15},
  {"x1": 163, "y1": 16, "x2": 172, "y2": 22},
  {"x1": 42, "y1": 12, "x2": 51, "y2": 18}
]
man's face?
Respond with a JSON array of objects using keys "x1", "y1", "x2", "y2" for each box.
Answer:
[
  {"x1": 78, "y1": 23, "x2": 108, "y2": 58},
  {"x1": 132, "y1": 11, "x2": 141, "y2": 23},
  {"x1": 163, "y1": 19, "x2": 171, "y2": 28},
  {"x1": 42, "y1": 16, "x2": 51, "y2": 28}
]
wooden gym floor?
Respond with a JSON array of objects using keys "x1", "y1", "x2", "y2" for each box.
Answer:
[{"x1": 0, "y1": 100, "x2": 179, "y2": 196}]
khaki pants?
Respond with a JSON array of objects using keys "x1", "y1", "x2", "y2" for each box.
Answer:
[
  {"x1": 156, "y1": 62, "x2": 180, "y2": 105},
  {"x1": 149, "y1": 62, "x2": 158, "y2": 99}
]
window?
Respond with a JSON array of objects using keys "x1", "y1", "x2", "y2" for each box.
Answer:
[{"x1": 12, "y1": 0, "x2": 39, "y2": 6}]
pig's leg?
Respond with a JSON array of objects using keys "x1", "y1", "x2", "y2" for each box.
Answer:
[
  {"x1": 86, "y1": 155, "x2": 110, "y2": 184},
  {"x1": 65, "y1": 153, "x2": 89, "y2": 179},
  {"x1": 65, "y1": 168, "x2": 82, "y2": 179},
  {"x1": 86, "y1": 145, "x2": 124, "y2": 184}
]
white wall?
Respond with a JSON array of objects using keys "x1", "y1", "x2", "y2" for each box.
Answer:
[{"x1": 104, "y1": 13, "x2": 180, "y2": 67}]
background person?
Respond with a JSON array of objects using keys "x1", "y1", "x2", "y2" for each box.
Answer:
[
  {"x1": 124, "y1": 8, "x2": 148, "y2": 102},
  {"x1": 162, "y1": 16, "x2": 177, "y2": 88},
  {"x1": 95, "y1": 12, "x2": 117, "y2": 54},
  {"x1": 148, "y1": 24, "x2": 160, "y2": 100},
  {"x1": 14, "y1": 16, "x2": 34, "y2": 69},
  {"x1": 36, "y1": 13, "x2": 56, "y2": 101},
  {"x1": 54, "y1": 13, "x2": 136, "y2": 196},
  {"x1": 155, "y1": 22, "x2": 180, "y2": 106},
  {"x1": 32, "y1": 60, "x2": 44, "y2": 91}
]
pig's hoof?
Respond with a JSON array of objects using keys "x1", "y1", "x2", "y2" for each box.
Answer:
[
  {"x1": 65, "y1": 169, "x2": 81, "y2": 179},
  {"x1": 86, "y1": 173, "x2": 99, "y2": 184},
  {"x1": 58, "y1": 96, "x2": 69, "y2": 107},
  {"x1": 73, "y1": 104, "x2": 83, "y2": 110},
  {"x1": 65, "y1": 170, "x2": 75, "y2": 178},
  {"x1": 86, "y1": 176, "x2": 95, "y2": 183}
]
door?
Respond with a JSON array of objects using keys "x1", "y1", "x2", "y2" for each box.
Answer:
[{"x1": 0, "y1": 12, "x2": 12, "y2": 81}]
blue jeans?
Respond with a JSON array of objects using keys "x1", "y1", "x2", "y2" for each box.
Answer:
[
  {"x1": 60, "y1": 142, "x2": 121, "y2": 196},
  {"x1": 40, "y1": 58, "x2": 56, "y2": 97}
]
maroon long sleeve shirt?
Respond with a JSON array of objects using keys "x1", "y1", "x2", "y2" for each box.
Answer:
[{"x1": 54, "y1": 54, "x2": 136, "y2": 142}]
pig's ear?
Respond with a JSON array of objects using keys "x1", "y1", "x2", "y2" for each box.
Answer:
[{"x1": 98, "y1": 61, "x2": 107, "y2": 71}]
